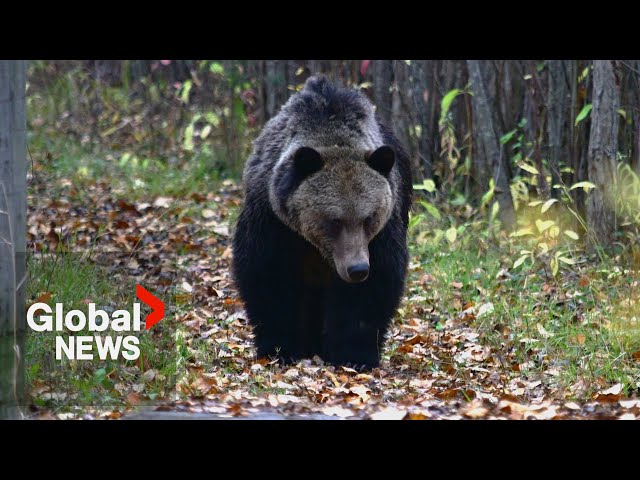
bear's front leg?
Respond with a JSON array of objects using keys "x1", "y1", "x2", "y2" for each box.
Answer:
[
  {"x1": 321, "y1": 240, "x2": 407, "y2": 370},
  {"x1": 322, "y1": 319, "x2": 382, "y2": 370},
  {"x1": 245, "y1": 286, "x2": 311, "y2": 364},
  {"x1": 322, "y1": 283, "x2": 392, "y2": 370}
]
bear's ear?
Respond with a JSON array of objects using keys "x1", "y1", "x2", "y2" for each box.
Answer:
[
  {"x1": 366, "y1": 145, "x2": 395, "y2": 177},
  {"x1": 293, "y1": 146, "x2": 324, "y2": 179}
]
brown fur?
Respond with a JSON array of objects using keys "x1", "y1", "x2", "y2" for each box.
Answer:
[{"x1": 285, "y1": 147, "x2": 393, "y2": 281}]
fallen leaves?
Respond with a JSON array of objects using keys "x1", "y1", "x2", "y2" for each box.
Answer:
[{"x1": 26, "y1": 167, "x2": 640, "y2": 421}]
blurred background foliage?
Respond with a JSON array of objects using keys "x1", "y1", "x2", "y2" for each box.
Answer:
[{"x1": 26, "y1": 60, "x2": 640, "y2": 257}]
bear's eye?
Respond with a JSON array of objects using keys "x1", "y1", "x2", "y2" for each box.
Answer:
[{"x1": 324, "y1": 218, "x2": 343, "y2": 237}]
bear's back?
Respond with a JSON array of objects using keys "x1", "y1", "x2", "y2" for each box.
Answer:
[{"x1": 245, "y1": 76, "x2": 383, "y2": 188}]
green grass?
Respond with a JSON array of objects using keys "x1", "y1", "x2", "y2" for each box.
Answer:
[
  {"x1": 405, "y1": 219, "x2": 640, "y2": 398},
  {"x1": 29, "y1": 133, "x2": 225, "y2": 200}
]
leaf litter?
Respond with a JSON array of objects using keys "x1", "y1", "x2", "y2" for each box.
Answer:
[{"x1": 26, "y1": 175, "x2": 640, "y2": 420}]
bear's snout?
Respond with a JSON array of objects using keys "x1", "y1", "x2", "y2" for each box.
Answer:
[{"x1": 347, "y1": 263, "x2": 369, "y2": 283}]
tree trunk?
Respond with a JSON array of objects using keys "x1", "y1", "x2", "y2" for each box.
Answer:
[
  {"x1": 0, "y1": 60, "x2": 26, "y2": 419},
  {"x1": 467, "y1": 60, "x2": 516, "y2": 229},
  {"x1": 547, "y1": 60, "x2": 569, "y2": 196},
  {"x1": 391, "y1": 61, "x2": 414, "y2": 174},
  {"x1": 408, "y1": 60, "x2": 434, "y2": 179},
  {"x1": 264, "y1": 60, "x2": 288, "y2": 120},
  {"x1": 372, "y1": 60, "x2": 394, "y2": 126},
  {"x1": 587, "y1": 60, "x2": 620, "y2": 248}
]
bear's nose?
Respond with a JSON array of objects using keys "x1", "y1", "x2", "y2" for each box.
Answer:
[{"x1": 347, "y1": 263, "x2": 369, "y2": 282}]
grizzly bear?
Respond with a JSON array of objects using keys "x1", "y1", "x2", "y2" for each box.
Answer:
[{"x1": 232, "y1": 75, "x2": 412, "y2": 369}]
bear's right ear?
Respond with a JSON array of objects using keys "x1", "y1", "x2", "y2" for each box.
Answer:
[
  {"x1": 366, "y1": 145, "x2": 395, "y2": 177},
  {"x1": 293, "y1": 146, "x2": 324, "y2": 179}
]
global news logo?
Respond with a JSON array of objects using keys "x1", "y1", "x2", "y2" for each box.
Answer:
[{"x1": 26, "y1": 284, "x2": 164, "y2": 361}]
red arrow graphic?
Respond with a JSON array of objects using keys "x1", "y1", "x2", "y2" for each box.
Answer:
[{"x1": 136, "y1": 284, "x2": 165, "y2": 330}]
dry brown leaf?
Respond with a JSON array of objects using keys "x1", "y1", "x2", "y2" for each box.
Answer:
[
  {"x1": 369, "y1": 408, "x2": 407, "y2": 420},
  {"x1": 349, "y1": 385, "x2": 371, "y2": 403},
  {"x1": 405, "y1": 412, "x2": 429, "y2": 420},
  {"x1": 600, "y1": 383, "x2": 623, "y2": 396}
]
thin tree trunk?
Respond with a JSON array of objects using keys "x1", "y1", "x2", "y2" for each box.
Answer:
[
  {"x1": 547, "y1": 60, "x2": 569, "y2": 196},
  {"x1": 264, "y1": 60, "x2": 288, "y2": 120},
  {"x1": 526, "y1": 60, "x2": 548, "y2": 197},
  {"x1": 391, "y1": 61, "x2": 415, "y2": 175},
  {"x1": 587, "y1": 60, "x2": 620, "y2": 248},
  {"x1": 467, "y1": 60, "x2": 516, "y2": 229},
  {"x1": 408, "y1": 60, "x2": 434, "y2": 179},
  {"x1": 0, "y1": 60, "x2": 26, "y2": 419},
  {"x1": 372, "y1": 60, "x2": 394, "y2": 126}
]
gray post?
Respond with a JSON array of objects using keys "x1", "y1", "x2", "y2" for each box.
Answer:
[{"x1": 0, "y1": 60, "x2": 27, "y2": 419}]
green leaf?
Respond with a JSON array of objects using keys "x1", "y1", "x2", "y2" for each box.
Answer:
[
  {"x1": 480, "y1": 178, "x2": 495, "y2": 209},
  {"x1": 513, "y1": 254, "x2": 529, "y2": 269},
  {"x1": 205, "y1": 112, "x2": 220, "y2": 127},
  {"x1": 408, "y1": 213, "x2": 425, "y2": 230},
  {"x1": 490, "y1": 201, "x2": 500, "y2": 221},
  {"x1": 578, "y1": 66, "x2": 591, "y2": 83},
  {"x1": 569, "y1": 181, "x2": 597, "y2": 192},
  {"x1": 500, "y1": 129, "x2": 517, "y2": 145},
  {"x1": 575, "y1": 104, "x2": 592, "y2": 126},
  {"x1": 180, "y1": 80, "x2": 192, "y2": 104},
  {"x1": 541, "y1": 198, "x2": 559, "y2": 213},
  {"x1": 517, "y1": 162, "x2": 540, "y2": 175},
  {"x1": 419, "y1": 201, "x2": 441, "y2": 220},
  {"x1": 564, "y1": 230, "x2": 579, "y2": 240},
  {"x1": 183, "y1": 123, "x2": 194, "y2": 151},
  {"x1": 413, "y1": 179, "x2": 436, "y2": 192},
  {"x1": 558, "y1": 256, "x2": 576, "y2": 265},
  {"x1": 445, "y1": 226, "x2": 457, "y2": 243},
  {"x1": 618, "y1": 108, "x2": 627, "y2": 120},
  {"x1": 550, "y1": 257, "x2": 559, "y2": 276},
  {"x1": 209, "y1": 62, "x2": 224, "y2": 75},
  {"x1": 528, "y1": 200, "x2": 544, "y2": 207},
  {"x1": 440, "y1": 89, "x2": 462, "y2": 119}
]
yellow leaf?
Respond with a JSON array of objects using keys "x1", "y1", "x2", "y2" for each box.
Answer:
[
  {"x1": 513, "y1": 255, "x2": 529, "y2": 269},
  {"x1": 536, "y1": 219, "x2": 555, "y2": 233},
  {"x1": 518, "y1": 162, "x2": 539, "y2": 175},
  {"x1": 541, "y1": 198, "x2": 558, "y2": 213},
  {"x1": 564, "y1": 230, "x2": 579, "y2": 240},
  {"x1": 511, "y1": 228, "x2": 534, "y2": 237},
  {"x1": 445, "y1": 226, "x2": 457, "y2": 243},
  {"x1": 569, "y1": 181, "x2": 597, "y2": 191},
  {"x1": 550, "y1": 257, "x2": 559, "y2": 276}
]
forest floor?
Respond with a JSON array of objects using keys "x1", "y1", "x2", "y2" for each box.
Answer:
[{"x1": 25, "y1": 159, "x2": 640, "y2": 420}]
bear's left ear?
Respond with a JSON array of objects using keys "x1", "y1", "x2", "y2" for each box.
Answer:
[
  {"x1": 293, "y1": 146, "x2": 324, "y2": 179},
  {"x1": 366, "y1": 145, "x2": 395, "y2": 177}
]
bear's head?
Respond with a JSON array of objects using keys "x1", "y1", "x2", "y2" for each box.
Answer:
[{"x1": 270, "y1": 145, "x2": 396, "y2": 283}]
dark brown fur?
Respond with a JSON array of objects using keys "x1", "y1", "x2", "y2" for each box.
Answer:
[{"x1": 232, "y1": 75, "x2": 412, "y2": 368}]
